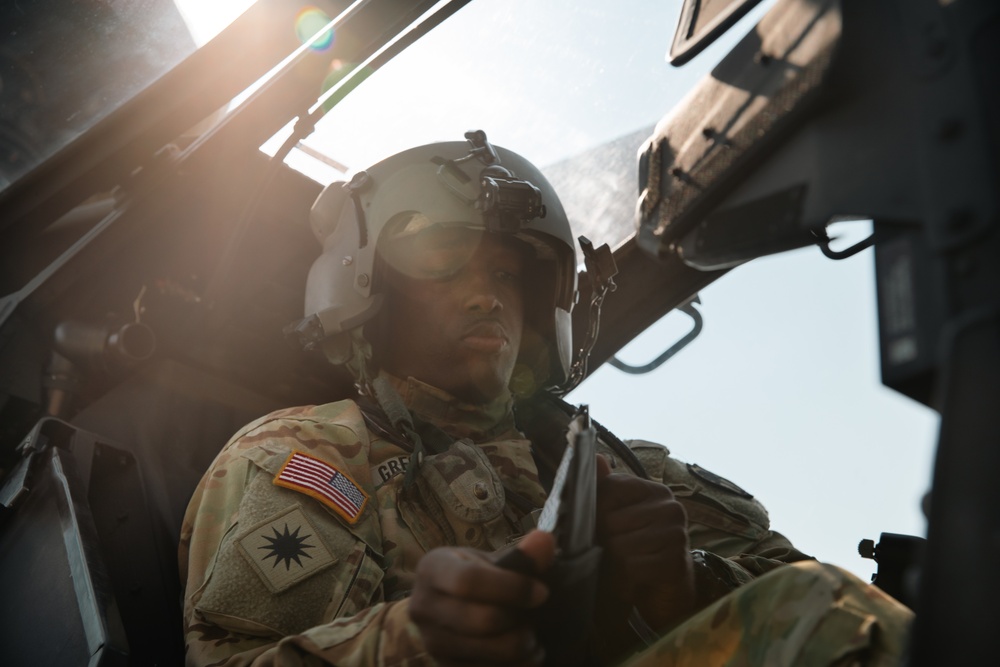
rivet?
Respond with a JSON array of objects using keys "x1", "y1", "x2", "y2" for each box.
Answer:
[
  {"x1": 342, "y1": 256, "x2": 353, "y2": 266},
  {"x1": 473, "y1": 482, "x2": 489, "y2": 500},
  {"x1": 357, "y1": 273, "x2": 370, "y2": 287}
]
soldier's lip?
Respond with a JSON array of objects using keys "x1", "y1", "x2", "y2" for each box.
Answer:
[{"x1": 461, "y1": 322, "x2": 509, "y2": 352}]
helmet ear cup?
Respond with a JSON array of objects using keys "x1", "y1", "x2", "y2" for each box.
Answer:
[
  {"x1": 304, "y1": 181, "x2": 375, "y2": 336},
  {"x1": 310, "y1": 180, "x2": 352, "y2": 245}
]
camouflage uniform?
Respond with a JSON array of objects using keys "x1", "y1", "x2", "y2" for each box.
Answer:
[
  {"x1": 626, "y1": 559, "x2": 913, "y2": 667},
  {"x1": 180, "y1": 374, "x2": 911, "y2": 666}
]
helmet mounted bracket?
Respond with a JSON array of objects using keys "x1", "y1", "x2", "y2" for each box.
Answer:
[
  {"x1": 555, "y1": 237, "x2": 618, "y2": 395},
  {"x1": 436, "y1": 130, "x2": 548, "y2": 234}
]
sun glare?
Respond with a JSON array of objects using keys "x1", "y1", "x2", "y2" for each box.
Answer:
[
  {"x1": 296, "y1": 7, "x2": 335, "y2": 51},
  {"x1": 172, "y1": 0, "x2": 349, "y2": 182},
  {"x1": 172, "y1": 0, "x2": 257, "y2": 46}
]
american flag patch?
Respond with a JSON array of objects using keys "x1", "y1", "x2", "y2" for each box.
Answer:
[{"x1": 274, "y1": 451, "x2": 369, "y2": 524}]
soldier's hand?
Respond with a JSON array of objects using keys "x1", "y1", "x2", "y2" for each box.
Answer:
[
  {"x1": 409, "y1": 530, "x2": 555, "y2": 666},
  {"x1": 595, "y1": 454, "x2": 697, "y2": 633}
]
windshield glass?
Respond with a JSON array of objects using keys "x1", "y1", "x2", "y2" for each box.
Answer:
[
  {"x1": 0, "y1": 0, "x2": 256, "y2": 195},
  {"x1": 0, "y1": 1, "x2": 204, "y2": 193}
]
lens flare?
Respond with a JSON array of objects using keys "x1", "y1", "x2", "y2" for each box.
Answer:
[
  {"x1": 320, "y1": 59, "x2": 375, "y2": 112},
  {"x1": 295, "y1": 7, "x2": 333, "y2": 51}
]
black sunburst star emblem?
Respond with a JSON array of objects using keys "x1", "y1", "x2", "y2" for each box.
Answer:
[{"x1": 259, "y1": 523, "x2": 316, "y2": 570}]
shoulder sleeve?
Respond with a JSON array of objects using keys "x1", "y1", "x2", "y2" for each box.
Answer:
[
  {"x1": 181, "y1": 400, "x2": 430, "y2": 667},
  {"x1": 621, "y1": 439, "x2": 813, "y2": 614},
  {"x1": 625, "y1": 439, "x2": 812, "y2": 563}
]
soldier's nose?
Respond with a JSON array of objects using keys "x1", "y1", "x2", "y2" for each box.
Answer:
[
  {"x1": 465, "y1": 292, "x2": 503, "y2": 313},
  {"x1": 462, "y1": 267, "x2": 503, "y2": 313}
]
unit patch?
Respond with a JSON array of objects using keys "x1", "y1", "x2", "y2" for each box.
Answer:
[
  {"x1": 236, "y1": 505, "x2": 336, "y2": 593},
  {"x1": 274, "y1": 450, "x2": 369, "y2": 524},
  {"x1": 371, "y1": 455, "x2": 410, "y2": 485},
  {"x1": 688, "y1": 463, "x2": 753, "y2": 499}
]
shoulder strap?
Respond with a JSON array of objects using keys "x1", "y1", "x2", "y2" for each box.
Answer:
[{"x1": 514, "y1": 391, "x2": 650, "y2": 485}]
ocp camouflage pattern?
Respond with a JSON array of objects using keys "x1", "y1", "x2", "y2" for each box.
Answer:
[
  {"x1": 180, "y1": 374, "x2": 910, "y2": 666},
  {"x1": 624, "y1": 560, "x2": 913, "y2": 667}
]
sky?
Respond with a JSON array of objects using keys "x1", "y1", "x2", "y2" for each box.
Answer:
[{"x1": 173, "y1": 0, "x2": 939, "y2": 580}]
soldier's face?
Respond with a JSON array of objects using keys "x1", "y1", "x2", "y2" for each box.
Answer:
[{"x1": 379, "y1": 228, "x2": 526, "y2": 404}]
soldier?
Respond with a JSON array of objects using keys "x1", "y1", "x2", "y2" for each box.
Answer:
[{"x1": 179, "y1": 132, "x2": 913, "y2": 666}]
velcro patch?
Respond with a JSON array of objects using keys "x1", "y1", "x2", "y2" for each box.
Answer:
[
  {"x1": 688, "y1": 463, "x2": 753, "y2": 498},
  {"x1": 236, "y1": 505, "x2": 336, "y2": 593},
  {"x1": 274, "y1": 450, "x2": 369, "y2": 523},
  {"x1": 371, "y1": 455, "x2": 411, "y2": 486}
]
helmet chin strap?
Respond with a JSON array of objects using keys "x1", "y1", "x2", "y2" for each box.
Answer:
[
  {"x1": 347, "y1": 328, "x2": 429, "y2": 486},
  {"x1": 371, "y1": 375, "x2": 429, "y2": 488}
]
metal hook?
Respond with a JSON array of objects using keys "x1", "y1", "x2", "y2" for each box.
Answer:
[
  {"x1": 813, "y1": 228, "x2": 875, "y2": 260},
  {"x1": 609, "y1": 299, "x2": 703, "y2": 375}
]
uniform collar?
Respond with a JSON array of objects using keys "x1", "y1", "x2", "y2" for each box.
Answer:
[{"x1": 382, "y1": 373, "x2": 520, "y2": 442}]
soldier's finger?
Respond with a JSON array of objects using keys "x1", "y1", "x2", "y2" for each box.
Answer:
[
  {"x1": 512, "y1": 529, "x2": 556, "y2": 574},
  {"x1": 495, "y1": 529, "x2": 556, "y2": 577},
  {"x1": 598, "y1": 496, "x2": 686, "y2": 538},
  {"x1": 417, "y1": 547, "x2": 546, "y2": 608},
  {"x1": 596, "y1": 453, "x2": 613, "y2": 480},
  {"x1": 597, "y1": 472, "x2": 674, "y2": 510},
  {"x1": 601, "y1": 516, "x2": 690, "y2": 567}
]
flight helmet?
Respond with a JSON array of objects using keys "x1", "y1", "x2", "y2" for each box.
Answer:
[{"x1": 291, "y1": 131, "x2": 578, "y2": 392}]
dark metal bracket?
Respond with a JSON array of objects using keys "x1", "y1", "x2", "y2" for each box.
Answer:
[
  {"x1": 814, "y1": 227, "x2": 876, "y2": 260},
  {"x1": 609, "y1": 298, "x2": 703, "y2": 374}
]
